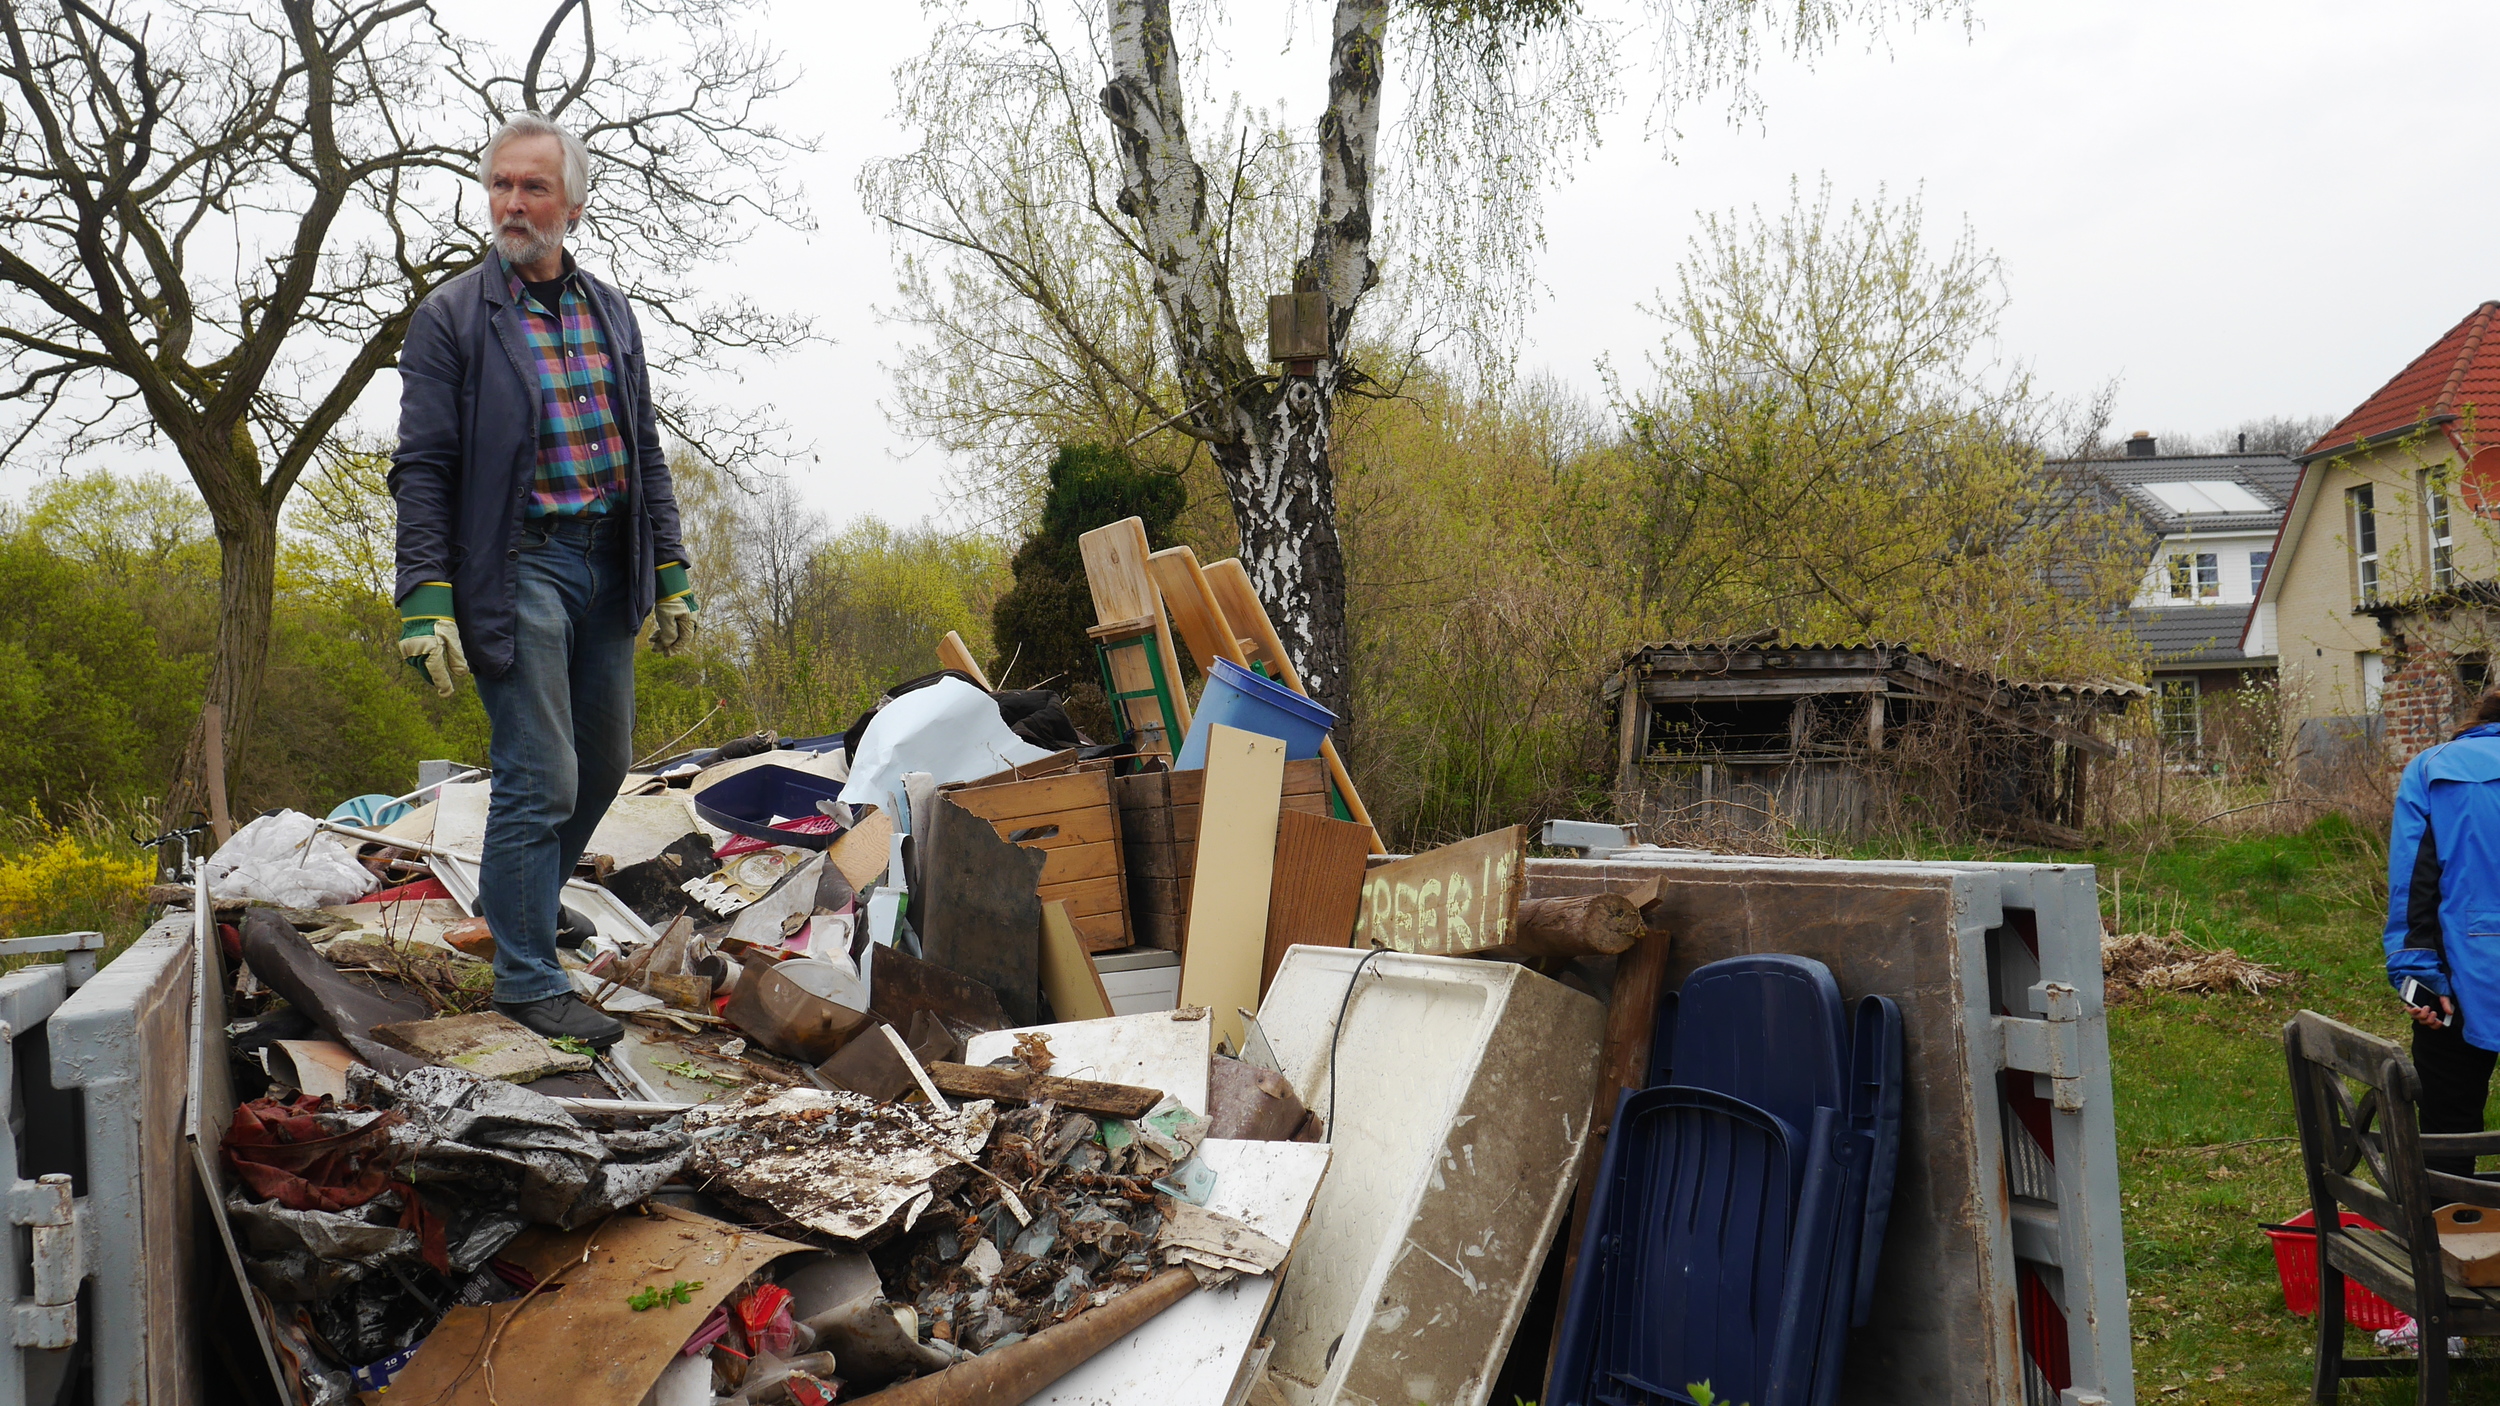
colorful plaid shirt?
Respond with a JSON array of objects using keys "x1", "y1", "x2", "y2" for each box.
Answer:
[{"x1": 507, "y1": 257, "x2": 629, "y2": 517}]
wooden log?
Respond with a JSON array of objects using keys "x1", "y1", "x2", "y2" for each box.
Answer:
[
  {"x1": 860, "y1": 1268, "x2": 1197, "y2": 1406},
  {"x1": 1506, "y1": 893, "x2": 1645, "y2": 958},
  {"x1": 925, "y1": 1062, "x2": 1163, "y2": 1119}
]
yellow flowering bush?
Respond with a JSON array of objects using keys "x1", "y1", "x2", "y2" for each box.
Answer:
[{"x1": 0, "y1": 830, "x2": 154, "y2": 941}]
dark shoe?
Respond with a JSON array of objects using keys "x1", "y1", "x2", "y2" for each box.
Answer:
[
  {"x1": 494, "y1": 993, "x2": 625, "y2": 1050},
  {"x1": 555, "y1": 904, "x2": 597, "y2": 951}
]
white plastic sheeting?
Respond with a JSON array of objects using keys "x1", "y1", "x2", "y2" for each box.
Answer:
[{"x1": 205, "y1": 810, "x2": 378, "y2": 909}]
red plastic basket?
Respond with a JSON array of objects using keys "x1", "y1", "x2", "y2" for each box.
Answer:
[{"x1": 2263, "y1": 1209, "x2": 2411, "y2": 1330}]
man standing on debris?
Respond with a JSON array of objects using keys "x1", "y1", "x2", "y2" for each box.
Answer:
[
  {"x1": 2387, "y1": 690, "x2": 2500, "y2": 1175},
  {"x1": 388, "y1": 112, "x2": 699, "y2": 1049}
]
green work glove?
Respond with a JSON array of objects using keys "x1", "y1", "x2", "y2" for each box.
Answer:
[
  {"x1": 651, "y1": 561, "x2": 699, "y2": 656},
  {"x1": 397, "y1": 582, "x2": 469, "y2": 697}
]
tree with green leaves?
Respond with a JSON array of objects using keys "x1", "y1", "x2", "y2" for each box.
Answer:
[
  {"x1": 1617, "y1": 179, "x2": 2144, "y2": 680},
  {"x1": 0, "y1": 0, "x2": 811, "y2": 822},
  {"x1": 990, "y1": 444, "x2": 1186, "y2": 730},
  {"x1": 868, "y1": 0, "x2": 1965, "y2": 723}
]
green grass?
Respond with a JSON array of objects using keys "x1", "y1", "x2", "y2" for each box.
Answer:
[{"x1": 1918, "y1": 817, "x2": 2499, "y2": 1404}]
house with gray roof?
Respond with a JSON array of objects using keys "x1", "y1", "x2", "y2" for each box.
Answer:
[{"x1": 2052, "y1": 433, "x2": 2294, "y2": 753}]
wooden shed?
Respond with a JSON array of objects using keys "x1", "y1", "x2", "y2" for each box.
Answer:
[{"x1": 1605, "y1": 640, "x2": 2145, "y2": 844}]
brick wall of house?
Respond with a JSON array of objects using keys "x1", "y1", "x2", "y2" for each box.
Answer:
[{"x1": 2384, "y1": 640, "x2": 2464, "y2": 761}]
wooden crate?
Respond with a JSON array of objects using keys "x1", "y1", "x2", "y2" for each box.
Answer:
[
  {"x1": 1115, "y1": 758, "x2": 1330, "y2": 951},
  {"x1": 941, "y1": 768, "x2": 1131, "y2": 951}
]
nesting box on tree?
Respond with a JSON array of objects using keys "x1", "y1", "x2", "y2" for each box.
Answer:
[{"x1": 1266, "y1": 290, "x2": 1328, "y2": 372}]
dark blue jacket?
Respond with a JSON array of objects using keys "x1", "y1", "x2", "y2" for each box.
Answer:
[
  {"x1": 388, "y1": 252, "x2": 688, "y2": 679},
  {"x1": 2386, "y1": 722, "x2": 2500, "y2": 1049}
]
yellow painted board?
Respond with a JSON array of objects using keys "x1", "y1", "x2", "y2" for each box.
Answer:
[
  {"x1": 1040, "y1": 900, "x2": 1115, "y2": 1023},
  {"x1": 1178, "y1": 725, "x2": 1286, "y2": 1054}
]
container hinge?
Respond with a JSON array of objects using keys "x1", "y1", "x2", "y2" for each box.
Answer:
[
  {"x1": 1997, "y1": 981, "x2": 2086, "y2": 1113},
  {"x1": 10, "y1": 1172, "x2": 81, "y2": 1349}
]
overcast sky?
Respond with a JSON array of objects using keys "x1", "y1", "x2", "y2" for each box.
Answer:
[{"x1": 25, "y1": 2, "x2": 2500, "y2": 528}]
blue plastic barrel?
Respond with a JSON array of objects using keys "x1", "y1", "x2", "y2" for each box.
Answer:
[{"x1": 1174, "y1": 658, "x2": 1336, "y2": 769}]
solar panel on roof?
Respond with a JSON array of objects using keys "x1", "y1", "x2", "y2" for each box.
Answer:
[{"x1": 2141, "y1": 480, "x2": 2269, "y2": 514}]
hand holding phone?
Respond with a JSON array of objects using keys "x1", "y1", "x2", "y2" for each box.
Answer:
[{"x1": 2402, "y1": 977, "x2": 2457, "y2": 1028}]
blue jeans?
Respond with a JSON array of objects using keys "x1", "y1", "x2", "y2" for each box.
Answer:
[{"x1": 475, "y1": 515, "x2": 638, "y2": 1002}]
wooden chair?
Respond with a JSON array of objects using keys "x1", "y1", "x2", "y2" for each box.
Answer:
[{"x1": 2285, "y1": 1010, "x2": 2500, "y2": 1402}]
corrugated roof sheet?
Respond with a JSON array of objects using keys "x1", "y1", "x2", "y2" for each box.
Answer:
[
  {"x1": 1622, "y1": 639, "x2": 2148, "y2": 699},
  {"x1": 2307, "y1": 301, "x2": 2500, "y2": 458}
]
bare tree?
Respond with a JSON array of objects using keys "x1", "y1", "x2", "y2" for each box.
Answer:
[
  {"x1": 0, "y1": 0, "x2": 811, "y2": 821},
  {"x1": 868, "y1": 0, "x2": 1961, "y2": 725}
]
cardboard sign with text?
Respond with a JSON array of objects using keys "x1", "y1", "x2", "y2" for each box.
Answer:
[{"x1": 1353, "y1": 825, "x2": 1526, "y2": 955}]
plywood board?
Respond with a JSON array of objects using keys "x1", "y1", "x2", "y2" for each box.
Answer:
[
  {"x1": 1351, "y1": 825, "x2": 1526, "y2": 956},
  {"x1": 1262, "y1": 811, "x2": 1372, "y2": 995},
  {"x1": 1039, "y1": 900, "x2": 1115, "y2": 1023},
  {"x1": 1179, "y1": 726, "x2": 1286, "y2": 1054},
  {"x1": 938, "y1": 629, "x2": 992, "y2": 688},
  {"x1": 1025, "y1": 1139, "x2": 1333, "y2": 1406},
  {"x1": 827, "y1": 808, "x2": 896, "y2": 892},
  {"x1": 965, "y1": 1007, "x2": 1214, "y2": 1115}
]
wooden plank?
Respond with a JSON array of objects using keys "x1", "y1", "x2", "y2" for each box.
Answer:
[
  {"x1": 976, "y1": 805, "x2": 1118, "y2": 850},
  {"x1": 1352, "y1": 825, "x2": 1528, "y2": 956},
  {"x1": 1199, "y1": 558, "x2": 1382, "y2": 853},
  {"x1": 1260, "y1": 811, "x2": 1372, "y2": 996},
  {"x1": 1126, "y1": 840, "x2": 1192, "y2": 880},
  {"x1": 1080, "y1": 517, "x2": 1192, "y2": 750},
  {"x1": 1179, "y1": 726, "x2": 1286, "y2": 1053},
  {"x1": 1149, "y1": 545, "x2": 1253, "y2": 675},
  {"x1": 1066, "y1": 908, "x2": 1130, "y2": 953},
  {"x1": 1134, "y1": 908, "x2": 1185, "y2": 951},
  {"x1": 1036, "y1": 839, "x2": 1122, "y2": 885},
  {"x1": 1550, "y1": 921, "x2": 1672, "y2": 1367},
  {"x1": 959, "y1": 749, "x2": 1085, "y2": 789},
  {"x1": 1039, "y1": 873, "x2": 1130, "y2": 917},
  {"x1": 1130, "y1": 876, "x2": 1189, "y2": 914},
  {"x1": 944, "y1": 771, "x2": 1117, "y2": 823},
  {"x1": 928, "y1": 1062, "x2": 1161, "y2": 1118},
  {"x1": 1038, "y1": 900, "x2": 1117, "y2": 1022},
  {"x1": 938, "y1": 630, "x2": 993, "y2": 689},
  {"x1": 1157, "y1": 758, "x2": 1328, "y2": 808}
]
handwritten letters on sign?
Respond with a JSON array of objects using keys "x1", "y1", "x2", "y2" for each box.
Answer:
[{"x1": 1353, "y1": 825, "x2": 1527, "y2": 956}]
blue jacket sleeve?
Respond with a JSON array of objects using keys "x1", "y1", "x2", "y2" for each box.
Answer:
[
  {"x1": 389, "y1": 291, "x2": 463, "y2": 605},
  {"x1": 2387, "y1": 755, "x2": 2451, "y2": 998}
]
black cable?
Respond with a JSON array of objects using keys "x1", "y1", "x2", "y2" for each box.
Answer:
[{"x1": 1324, "y1": 944, "x2": 1388, "y2": 1144}]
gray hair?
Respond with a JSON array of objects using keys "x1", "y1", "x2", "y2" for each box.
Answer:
[{"x1": 479, "y1": 112, "x2": 591, "y2": 207}]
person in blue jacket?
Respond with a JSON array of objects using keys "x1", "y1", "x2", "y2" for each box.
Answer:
[{"x1": 2387, "y1": 696, "x2": 2500, "y2": 1177}]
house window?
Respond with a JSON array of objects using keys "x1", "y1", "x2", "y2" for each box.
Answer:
[
  {"x1": 2249, "y1": 550, "x2": 2271, "y2": 596},
  {"x1": 2429, "y1": 473, "x2": 2457, "y2": 590},
  {"x1": 2351, "y1": 485, "x2": 2379, "y2": 604},
  {"x1": 2166, "y1": 552, "x2": 2219, "y2": 600},
  {"x1": 2157, "y1": 678, "x2": 2201, "y2": 752}
]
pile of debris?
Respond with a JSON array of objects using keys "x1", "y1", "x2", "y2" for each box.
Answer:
[
  {"x1": 2101, "y1": 929, "x2": 2294, "y2": 1000},
  {"x1": 170, "y1": 521, "x2": 1635, "y2": 1406}
]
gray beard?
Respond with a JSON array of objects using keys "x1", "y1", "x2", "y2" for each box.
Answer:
[{"x1": 493, "y1": 220, "x2": 563, "y2": 270}]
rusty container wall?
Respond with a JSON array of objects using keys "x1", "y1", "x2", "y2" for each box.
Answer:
[
  {"x1": 1255, "y1": 950, "x2": 1605, "y2": 1406},
  {"x1": 1526, "y1": 855, "x2": 2131, "y2": 1406}
]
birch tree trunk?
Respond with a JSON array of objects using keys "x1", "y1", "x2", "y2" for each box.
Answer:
[{"x1": 1099, "y1": 0, "x2": 1385, "y2": 726}]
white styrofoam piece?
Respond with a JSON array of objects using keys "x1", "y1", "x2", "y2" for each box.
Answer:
[
  {"x1": 1255, "y1": 947, "x2": 1604, "y2": 1406},
  {"x1": 1024, "y1": 1139, "x2": 1331, "y2": 1406},
  {"x1": 963, "y1": 1008, "x2": 1212, "y2": 1115}
]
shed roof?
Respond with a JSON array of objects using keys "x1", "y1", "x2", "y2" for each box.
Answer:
[{"x1": 2125, "y1": 605, "x2": 2261, "y2": 667}]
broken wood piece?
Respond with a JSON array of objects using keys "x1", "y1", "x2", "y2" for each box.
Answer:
[
  {"x1": 1261, "y1": 810, "x2": 1372, "y2": 995},
  {"x1": 882, "y1": 1022, "x2": 954, "y2": 1114},
  {"x1": 1040, "y1": 900, "x2": 1115, "y2": 1022},
  {"x1": 925, "y1": 1062, "x2": 1163, "y2": 1119},
  {"x1": 1549, "y1": 925, "x2": 1674, "y2": 1378},
  {"x1": 1147, "y1": 545, "x2": 1251, "y2": 675},
  {"x1": 826, "y1": 808, "x2": 897, "y2": 893},
  {"x1": 369, "y1": 1011, "x2": 593, "y2": 1082},
  {"x1": 1079, "y1": 516, "x2": 1191, "y2": 753},
  {"x1": 1504, "y1": 893, "x2": 1645, "y2": 958},
  {"x1": 937, "y1": 629, "x2": 993, "y2": 689},
  {"x1": 2438, "y1": 1203, "x2": 2500, "y2": 1285}
]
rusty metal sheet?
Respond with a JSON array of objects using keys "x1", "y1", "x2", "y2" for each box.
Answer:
[{"x1": 382, "y1": 1203, "x2": 811, "y2": 1406}]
